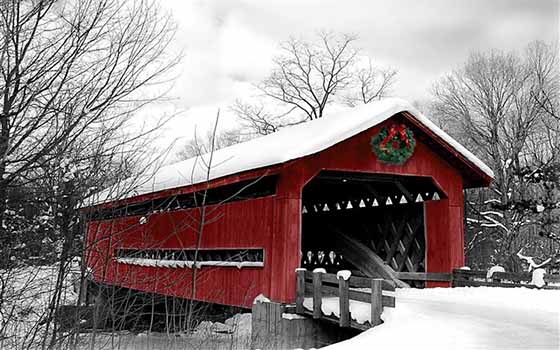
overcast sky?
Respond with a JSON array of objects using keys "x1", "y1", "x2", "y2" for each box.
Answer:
[{"x1": 153, "y1": 0, "x2": 559, "y2": 153}]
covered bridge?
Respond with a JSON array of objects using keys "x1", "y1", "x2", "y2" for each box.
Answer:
[{"x1": 82, "y1": 98, "x2": 493, "y2": 308}]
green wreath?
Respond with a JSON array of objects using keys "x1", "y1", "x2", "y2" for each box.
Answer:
[{"x1": 371, "y1": 124, "x2": 416, "y2": 164}]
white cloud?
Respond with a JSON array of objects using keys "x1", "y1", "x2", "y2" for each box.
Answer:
[{"x1": 151, "y1": 0, "x2": 558, "y2": 151}]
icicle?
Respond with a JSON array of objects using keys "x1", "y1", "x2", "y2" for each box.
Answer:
[
  {"x1": 346, "y1": 201, "x2": 353, "y2": 209},
  {"x1": 386, "y1": 197, "x2": 393, "y2": 205},
  {"x1": 400, "y1": 195, "x2": 407, "y2": 204},
  {"x1": 372, "y1": 198, "x2": 379, "y2": 207},
  {"x1": 302, "y1": 206, "x2": 307, "y2": 214},
  {"x1": 336, "y1": 202, "x2": 341, "y2": 210},
  {"x1": 359, "y1": 199, "x2": 366, "y2": 208},
  {"x1": 416, "y1": 193, "x2": 424, "y2": 202},
  {"x1": 432, "y1": 192, "x2": 440, "y2": 200}
]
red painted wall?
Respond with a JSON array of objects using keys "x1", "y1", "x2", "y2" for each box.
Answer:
[
  {"x1": 87, "y1": 197, "x2": 277, "y2": 307},
  {"x1": 86, "y1": 113, "x2": 472, "y2": 307}
]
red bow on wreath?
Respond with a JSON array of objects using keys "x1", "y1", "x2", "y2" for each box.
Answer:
[{"x1": 379, "y1": 124, "x2": 410, "y2": 150}]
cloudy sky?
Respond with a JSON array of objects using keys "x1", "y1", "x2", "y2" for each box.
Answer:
[{"x1": 154, "y1": 0, "x2": 559, "y2": 152}]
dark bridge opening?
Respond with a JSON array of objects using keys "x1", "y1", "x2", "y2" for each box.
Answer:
[{"x1": 301, "y1": 171, "x2": 446, "y2": 278}]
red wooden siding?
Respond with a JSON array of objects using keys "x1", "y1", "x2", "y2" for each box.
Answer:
[{"x1": 85, "y1": 112, "x2": 481, "y2": 307}]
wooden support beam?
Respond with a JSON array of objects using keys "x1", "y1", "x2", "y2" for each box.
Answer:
[
  {"x1": 338, "y1": 276, "x2": 350, "y2": 327},
  {"x1": 313, "y1": 271, "x2": 323, "y2": 319},
  {"x1": 296, "y1": 269, "x2": 306, "y2": 314},
  {"x1": 395, "y1": 180, "x2": 412, "y2": 200},
  {"x1": 395, "y1": 272, "x2": 453, "y2": 282},
  {"x1": 370, "y1": 279, "x2": 383, "y2": 327}
]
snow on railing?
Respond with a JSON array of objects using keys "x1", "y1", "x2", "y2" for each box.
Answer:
[
  {"x1": 394, "y1": 269, "x2": 560, "y2": 289},
  {"x1": 295, "y1": 269, "x2": 395, "y2": 329}
]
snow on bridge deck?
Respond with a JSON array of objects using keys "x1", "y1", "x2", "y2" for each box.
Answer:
[{"x1": 322, "y1": 287, "x2": 559, "y2": 350}]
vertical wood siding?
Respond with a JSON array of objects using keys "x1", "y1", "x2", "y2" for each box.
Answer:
[{"x1": 86, "y1": 112, "x2": 474, "y2": 307}]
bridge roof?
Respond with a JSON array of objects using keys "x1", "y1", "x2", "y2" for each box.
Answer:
[{"x1": 86, "y1": 98, "x2": 493, "y2": 206}]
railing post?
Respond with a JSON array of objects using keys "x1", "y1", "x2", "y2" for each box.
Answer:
[
  {"x1": 370, "y1": 278, "x2": 383, "y2": 327},
  {"x1": 338, "y1": 275, "x2": 350, "y2": 327},
  {"x1": 312, "y1": 270, "x2": 323, "y2": 319},
  {"x1": 296, "y1": 269, "x2": 306, "y2": 314}
]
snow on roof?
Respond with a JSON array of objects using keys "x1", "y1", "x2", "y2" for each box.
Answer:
[{"x1": 87, "y1": 98, "x2": 493, "y2": 206}]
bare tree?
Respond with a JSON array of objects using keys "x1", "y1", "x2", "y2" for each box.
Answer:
[
  {"x1": 0, "y1": 0, "x2": 179, "y2": 347},
  {"x1": 231, "y1": 100, "x2": 296, "y2": 136},
  {"x1": 431, "y1": 41, "x2": 560, "y2": 270},
  {"x1": 177, "y1": 128, "x2": 243, "y2": 160},
  {"x1": 344, "y1": 58, "x2": 397, "y2": 106},
  {"x1": 234, "y1": 32, "x2": 397, "y2": 135},
  {"x1": 0, "y1": 0, "x2": 177, "y2": 260}
]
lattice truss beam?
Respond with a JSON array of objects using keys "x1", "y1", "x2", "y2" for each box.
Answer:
[{"x1": 302, "y1": 171, "x2": 435, "y2": 273}]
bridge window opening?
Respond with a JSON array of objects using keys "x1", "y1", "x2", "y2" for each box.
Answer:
[
  {"x1": 88, "y1": 175, "x2": 277, "y2": 221},
  {"x1": 301, "y1": 171, "x2": 445, "y2": 277},
  {"x1": 115, "y1": 248, "x2": 265, "y2": 268}
]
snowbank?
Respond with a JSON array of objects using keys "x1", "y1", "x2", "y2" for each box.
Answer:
[
  {"x1": 322, "y1": 287, "x2": 559, "y2": 350},
  {"x1": 0, "y1": 265, "x2": 79, "y2": 350}
]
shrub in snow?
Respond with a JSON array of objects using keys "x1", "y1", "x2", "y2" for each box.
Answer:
[
  {"x1": 486, "y1": 265, "x2": 505, "y2": 279},
  {"x1": 531, "y1": 269, "x2": 546, "y2": 288}
]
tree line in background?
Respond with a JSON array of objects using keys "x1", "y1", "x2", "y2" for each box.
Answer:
[{"x1": 431, "y1": 42, "x2": 559, "y2": 271}]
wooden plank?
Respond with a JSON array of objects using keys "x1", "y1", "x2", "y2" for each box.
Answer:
[
  {"x1": 316, "y1": 272, "x2": 396, "y2": 292},
  {"x1": 320, "y1": 273, "x2": 340, "y2": 284},
  {"x1": 395, "y1": 272, "x2": 453, "y2": 282},
  {"x1": 452, "y1": 269, "x2": 487, "y2": 279},
  {"x1": 370, "y1": 279, "x2": 383, "y2": 327},
  {"x1": 338, "y1": 277, "x2": 350, "y2": 327},
  {"x1": 348, "y1": 275, "x2": 396, "y2": 292},
  {"x1": 296, "y1": 270, "x2": 306, "y2": 314},
  {"x1": 305, "y1": 283, "x2": 395, "y2": 307},
  {"x1": 313, "y1": 271, "x2": 323, "y2": 319},
  {"x1": 303, "y1": 284, "x2": 396, "y2": 307}
]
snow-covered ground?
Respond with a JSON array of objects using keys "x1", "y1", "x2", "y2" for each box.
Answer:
[
  {"x1": 0, "y1": 264, "x2": 79, "y2": 350},
  {"x1": 322, "y1": 287, "x2": 560, "y2": 350},
  {"x1": 3, "y1": 265, "x2": 559, "y2": 349},
  {"x1": 76, "y1": 313, "x2": 253, "y2": 350}
]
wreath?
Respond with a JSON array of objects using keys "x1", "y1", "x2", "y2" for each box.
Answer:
[{"x1": 371, "y1": 123, "x2": 416, "y2": 164}]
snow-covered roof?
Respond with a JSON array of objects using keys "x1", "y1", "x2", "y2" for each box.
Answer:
[{"x1": 87, "y1": 98, "x2": 493, "y2": 206}]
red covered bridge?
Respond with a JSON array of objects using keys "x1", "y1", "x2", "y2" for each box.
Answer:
[{"x1": 82, "y1": 98, "x2": 493, "y2": 309}]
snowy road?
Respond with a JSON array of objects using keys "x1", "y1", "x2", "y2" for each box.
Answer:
[{"x1": 323, "y1": 287, "x2": 559, "y2": 350}]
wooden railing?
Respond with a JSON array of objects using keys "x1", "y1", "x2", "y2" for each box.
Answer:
[
  {"x1": 295, "y1": 270, "x2": 395, "y2": 330},
  {"x1": 395, "y1": 269, "x2": 560, "y2": 289}
]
